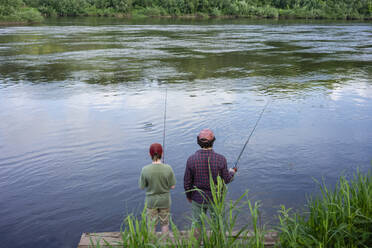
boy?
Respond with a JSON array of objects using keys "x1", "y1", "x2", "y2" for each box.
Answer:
[{"x1": 139, "y1": 143, "x2": 176, "y2": 234}]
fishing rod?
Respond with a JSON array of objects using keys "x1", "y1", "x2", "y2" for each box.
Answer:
[
  {"x1": 233, "y1": 99, "x2": 270, "y2": 170},
  {"x1": 162, "y1": 87, "x2": 168, "y2": 163}
]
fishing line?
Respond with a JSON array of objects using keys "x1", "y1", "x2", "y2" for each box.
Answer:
[
  {"x1": 162, "y1": 87, "x2": 168, "y2": 163},
  {"x1": 234, "y1": 99, "x2": 271, "y2": 169}
]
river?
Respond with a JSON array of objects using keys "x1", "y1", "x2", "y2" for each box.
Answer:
[{"x1": 0, "y1": 17, "x2": 371, "y2": 248}]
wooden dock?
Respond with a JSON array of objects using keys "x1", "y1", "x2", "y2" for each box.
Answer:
[{"x1": 78, "y1": 230, "x2": 278, "y2": 247}]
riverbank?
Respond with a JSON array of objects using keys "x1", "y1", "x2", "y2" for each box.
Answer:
[
  {"x1": 81, "y1": 169, "x2": 371, "y2": 248},
  {"x1": 1, "y1": 0, "x2": 371, "y2": 25},
  {"x1": 78, "y1": 231, "x2": 279, "y2": 247},
  {"x1": 1, "y1": 13, "x2": 370, "y2": 26}
]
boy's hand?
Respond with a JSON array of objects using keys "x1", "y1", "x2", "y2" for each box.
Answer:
[{"x1": 229, "y1": 168, "x2": 237, "y2": 174}]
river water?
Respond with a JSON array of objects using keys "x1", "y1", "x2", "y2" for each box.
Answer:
[{"x1": 0, "y1": 17, "x2": 371, "y2": 248}]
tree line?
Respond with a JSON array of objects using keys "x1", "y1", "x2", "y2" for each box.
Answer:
[{"x1": 1, "y1": 0, "x2": 372, "y2": 22}]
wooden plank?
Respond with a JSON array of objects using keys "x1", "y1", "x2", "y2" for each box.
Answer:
[{"x1": 78, "y1": 231, "x2": 278, "y2": 247}]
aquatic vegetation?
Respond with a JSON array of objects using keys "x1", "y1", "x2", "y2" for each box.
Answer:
[
  {"x1": 277, "y1": 169, "x2": 372, "y2": 248},
  {"x1": 88, "y1": 168, "x2": 371, "y2": 247},
  {"x1": 195, "y1": 175, "x2": 262, "y2": 247},
  {"x1": 90, "y1": 173, "x2": 267, "y2": 247}
]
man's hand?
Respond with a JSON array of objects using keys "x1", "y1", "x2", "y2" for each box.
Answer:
[
  {"x1": 229, "y1": 167, "x2": 237, "y2": 174},
  {"x1": 187, "y1": 198, "x2": 192, "y2": 203}
]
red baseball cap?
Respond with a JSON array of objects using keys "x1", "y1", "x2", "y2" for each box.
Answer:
[
  {"x1": 149, "y1": 143, "x2": 163, "y2": 157},
  {"x1": 198, "y1": 128, "x2": 215, "y2": 141}
]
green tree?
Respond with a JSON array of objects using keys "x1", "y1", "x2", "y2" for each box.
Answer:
[{"x1": 0, "y1": 0, "x2": 24, "y2": 16}]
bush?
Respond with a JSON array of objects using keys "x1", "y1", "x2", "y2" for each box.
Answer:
[
  {"x1": 2, "y1": 0, "x2": 372, "y2": 19},
  {"x1": 37, "y1": 5, "x2": 57, "y2": 17},
  {"x1": 132, "y1": 6, "x2": 166, "y2": 17},
  {"x1": 112, "y1": 0, "x2": 132, "y2": 13},
  {"x1": 31, "y1": 0, "x2": 89, "y2": 16},
  {"x1": 0, "y1": 0, "x2": 24, "y2": 16},
  {"x1": 18, "y1": 7, "x2": 43, "y2": 22},
  {"x1": 278, "y1": 169, "x2": 372, "y2": 247},
  {"x1": 210, "y1": 7, "x2": 222, "y2": 16},
  {"x1": 0, "y1": 0, "x2": 43, "y2": 23},
  {"x1": 260, "y1": 5, "x2": 279, "y2": 18},
  {"x1": 223, "y1": 2, "x2": 240, "y2": 15}
]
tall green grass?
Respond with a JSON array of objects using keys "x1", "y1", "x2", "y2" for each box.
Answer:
[
  {"x1": 195, "y1": 173, "x2": 267, "y2": 247},
  {"x1": 90, "y1": 172, "x2": 267, "y2": 247},
  {"x1": 277, "y1": 169, "x2": 372, "y2": 248},
  {"x1": 89, "y1": 168, "x2": 371, "y2": 247}
]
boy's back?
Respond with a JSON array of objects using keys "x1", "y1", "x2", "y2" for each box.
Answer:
[
  {"x1": 139, "y1": 163, "x2": 176, "y2": 208},
  {"x1": 139, "y1": 142, "x2": 175, "y2": 234}
]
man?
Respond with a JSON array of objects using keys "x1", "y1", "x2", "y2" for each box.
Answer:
[
  {"x1": 139, "y1": 143, "x2": 176, "y2": 235},
  {"x1": 184, "y1": 128, "x2": 236, "y2": 230}
]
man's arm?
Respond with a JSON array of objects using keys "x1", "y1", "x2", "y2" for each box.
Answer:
[
  {"x1": 220, "y1": 156, "x2": 235, "y2": 184},
  {"x1": 184, "y1": 158, "x2": 194, "y2": 201}
]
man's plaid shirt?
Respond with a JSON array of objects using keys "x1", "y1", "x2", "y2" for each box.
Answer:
[{"x1": 184, "y1": 149, "x2": 234, "y2": 204}]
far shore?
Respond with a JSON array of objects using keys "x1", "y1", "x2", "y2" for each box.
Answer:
[
  {"x1": 0, "y1": 14, "x2": 371, "y2": 26},
  {"x1": 0, "y1": 21, "x2": 29, "y2": 25}
]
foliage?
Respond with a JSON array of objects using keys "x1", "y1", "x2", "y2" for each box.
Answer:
[
  {"x1": 18, "y1": 7, "x2": 43, "y2": 22},
  {"x1": 195, "y1": 173, "x2": 252, "y2": 247},
  {"x1": 90, "y1": 169, "x2": 371, "y2": 247},
  {"x1": 0, "y1": 0, "x2": 43, "y2": 23},
  {"x1": 90, "y1": 173, "x2": 267, "y2": 247},
  {"x1": 277, "y1": 169, "x2": 372, "y2": 248},
  {"x1": 0, "y1": 0, "x2": 24, "y2": 16},
  {"x1": 132, "y1": 6, "x2": 167, "y2": 17},
  {"x1": 1, "y1": 0, "x2": 372, "y2": 19},
  {"x1": 24, "y1": 0, "x2": 90, "y2": 16},
  {"x1": 87, "y1": 168, "x2": 371, "y2": 247}
]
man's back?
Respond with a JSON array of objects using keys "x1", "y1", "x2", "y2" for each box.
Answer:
[{"x1": 184, "y1": 149, "x2": 233, "y2": 204}]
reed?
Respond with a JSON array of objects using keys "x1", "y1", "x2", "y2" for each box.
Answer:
[
  {"x1": 89, "y1": 168, "x2": 371, "y2": 247},
  {"x1": 194, "y1": 171, "x2": 268, "y2": 247},
  {"x1": 90, "y1": 172, "x2": 266, "y2": 247},
  {"x1": 277, "y1": 169, "x2": 372, "y2": 248}
]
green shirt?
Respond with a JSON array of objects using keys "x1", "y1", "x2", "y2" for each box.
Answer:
[{"x1": 139, "y1": 163, "x2": 176, "y2": 209}]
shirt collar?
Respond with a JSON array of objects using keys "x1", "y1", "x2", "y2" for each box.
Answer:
[{"x1": 197, "y1": 149, "x2": 214, "y2": 154}]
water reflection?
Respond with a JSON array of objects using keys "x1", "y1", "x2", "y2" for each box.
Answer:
[{"x1": 1, "y1": 20, "x2": 371, "y2": 94}]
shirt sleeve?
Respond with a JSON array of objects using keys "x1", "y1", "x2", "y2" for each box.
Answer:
[
  {"x1": 220, "y1": 156, "x2": 234, "y2": 184},
  {"x1": 169, "y1": 167, "x2": 176, "y2": 187},
  {"x1": 184, "y1": 158, "x2": 194, "y2": 199},
  {"x1": 139, "y1": 168, "x2": 147, "y2": 189}
]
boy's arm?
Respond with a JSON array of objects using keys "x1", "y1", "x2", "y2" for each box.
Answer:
[
  {"x1": 139, "y1": 169, "x2": 147, "y2": 190},
  {"x1": 169, "y1": 168, "x2": 176, "y2": 189}
]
